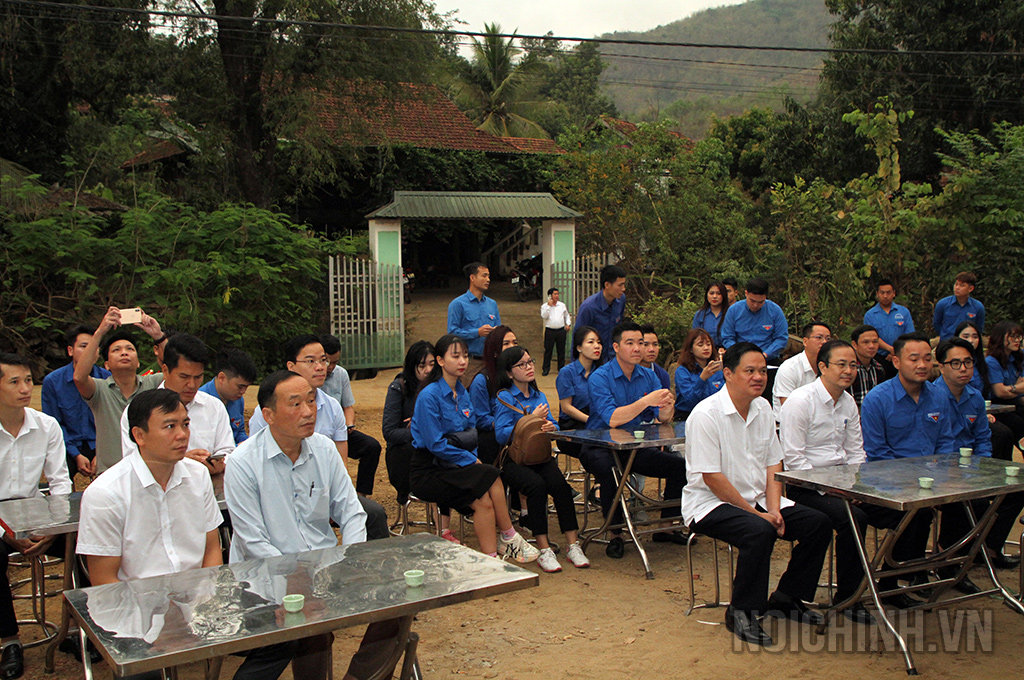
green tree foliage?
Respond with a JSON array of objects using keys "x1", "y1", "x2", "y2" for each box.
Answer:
[{"x1": 536, "y1": 42, "x2": 618, "y2": 136}]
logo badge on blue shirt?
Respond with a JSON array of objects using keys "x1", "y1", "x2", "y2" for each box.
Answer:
[
  {"x1": 927, "y1": 412, "x2": 940, "y2": 422},
  {"x1": 967, "y1": 415, "x2": 977, "y2": 424},
  {"x1": 763, "y1": 325, "x2": 772, "y2": 331},
  {"x1": 967, "y1": 313, "x2": 976, "y2": 319}
]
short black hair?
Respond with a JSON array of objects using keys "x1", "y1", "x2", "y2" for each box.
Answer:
[
  {"x1": 817, "y1": 339, "x2": 854, "y2": 371},
  {"x1": 893, "y1": 332, "x2": 932, "y2": 357},
  {"x1": 801, "y1": 321, "x2": 831, "y2": 338},
  {"x1": 319, "y1": 333, "x2": 341, "y2": 355},
  {"x1": 547, "y1": 287, "x2": 558, "y2": 297},
  {"x1": 876, "y1": 278, "x2": 894, "y2": 290},
  {"x1": 258, "y1": 369, "x2": 305, "y2": 410},
  {"x1": 955, "y1": 271, "x2": 977, "y2": 286},
  {"x1": 162, "y1": 333, "x2": 210, "y2": 371},
  {"x1": 745, "y1": 277, "x2": 769, "y2": 296},
  {"x1": 101, "y1": 329, "x2": 137, "y2": 361},
  {"x1": 600, "y1": 264, "x2": 627, "y2": 288},
  {"x1": 850, "y1": 324, "x2": 878, "y2": 344},
  {"x1": 936, "y1": 338, "x2": 975, "y2": 364},
  {"x1": 611, "y1": 320, "x2": 642, "y2": 346},
  {"x1": 284, "y1": 334, "x2": 323, "y2": 365},
  {"x1": 127, "y1": 389, "x2": 184, "y2": 445},
  {"x1": 63, "y1": 324, "x2": 95, "y2": 349},
  {"x1": 723, "y1": 342, "x2": 763, "y2": 372},
  {"x1": 722, "y1": 276, "x2": 738, "y2": 289},
  {"x1": 215, "y1": 348, "x2": 257, "y2": 383},
  {"x1": 639, "y1": 324, "x2": 657, "y2": 337},
  {"x1": 464, "y1": 262, "x2": 487, "y2": 279},
  {"x1": 0, "y1": 353, "x2": 30, "y2": 378}
]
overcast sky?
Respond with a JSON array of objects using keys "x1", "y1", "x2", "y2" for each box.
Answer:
[{"x1": 432, "y1": 0, "x2": 748, "y2": 44}]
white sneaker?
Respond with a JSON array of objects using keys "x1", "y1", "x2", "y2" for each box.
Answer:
[
  {"x1": 498, "y1": 532, "x2": 540, "y2": 563},
  {"x1": 536, "y1": 547, "x2": 562, "y2": 573},
  {"x1": 566, "y1": 541, "x2": 591, "y2": 568}
]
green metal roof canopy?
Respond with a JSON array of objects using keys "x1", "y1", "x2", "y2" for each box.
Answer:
[{"x1": 365, "y1": 191, "x2": 583, "y2": 220}]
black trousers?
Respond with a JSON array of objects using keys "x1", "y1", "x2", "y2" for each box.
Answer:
[
  {"x1": 936, "y1": 492, "x2": 1024, "y2": 556},
  {"x1": 993, "y1": 398, "x2": 1024, "y2": 457},
  {"x1": 347, "y1": 429, "x2": 382, "y2": 496},
  {"x1": 991, "y1": 420, "x2": 1017, "y2": 461},
  {"x1": 787, "y1": 487, "x2": 932, "y2": 602},
  {"x1": 579, "y1": 445, "x2": 686, "y2": 531},
  {"x1": 693, "y1": 503, "x2": 831, "y2": 614},
  {"x1": 542, "y1": 327, "x2": 567, "y2": 373},
  {"x1": 385, "y1": 442, "x2": 414, "y2": 505},
  {"x1": 500, "y1": 458, "x2": 579, "y2": 537},
  {"x1": 1, "y1": 535, "x2": 80, "y2": 638}
]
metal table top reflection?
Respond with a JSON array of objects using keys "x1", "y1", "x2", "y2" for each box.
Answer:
[
  {"x1": 0, "y1": 493, "x2": 81, "y2": 539},
  {"x1": 65, "y1": 533, "x2": 538, "y2": 677},
  {"x1": 549, "y1": 421, "x2": 686, "y2": 450},
  {"x1": 776, "y1": 453, "x2": 1024, "y2": 511},
  {"x1": 987, "y1": 403, "x2": 1016, "y2": 415}
]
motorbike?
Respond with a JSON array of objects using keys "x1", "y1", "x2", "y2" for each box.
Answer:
[
  {"x1": 403, "y1": 267, "x2": 415, "y2": 304},
  {"x1": 510, "y1": 254, "x2": 543, "y2": 301}
]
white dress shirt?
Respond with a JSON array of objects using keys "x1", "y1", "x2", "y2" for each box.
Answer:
[
  {"x1": 772, "y1": 351, "x2": 817, "y2": 419},
  {"x1": 0, "y1": 408, "x2": 72, "y2": 507},
  {"x1": 682, "y1": 389, "x2": 794, "y2": 524},
  {"x1": 540, "y1": 300, "x2": 571, "y2": 329},
  {"x1": 77, "y1": 453, "x2": 222, "y2": 581},
  {"x1": 224, "y1": 428, "x2": 366, "y2": 563},
  {"x1": 779, "y1": 379, "x2": 865, "y2": 472},
  {"x1": 249, "y1": 388, "x2": 347, "y2": 442},
  {"x1": 120, "y1": 384, "x2": 235, "y2": 459}
]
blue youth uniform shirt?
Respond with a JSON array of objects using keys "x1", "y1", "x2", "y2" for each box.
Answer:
[
  {"x1": 932, "y1": 377, "x2": 992, "y2": 456},
  {"x1": 585, "y1": 360, "x2": 662, "y2": 431},
  {"x1": 673, "y1": 365, "x2": 724, "y2": 415},
  {"x1": 555, "y1": 360, "x2": 594, "y2": 418},
  {"x1": 864, "y1": 303, "x2": 915, "y2": 358},
  {"x1": 447, "y1": 291, "x2": 500, "y2": 357},
  {"x1": 691, "y1": 308, "x2": 724, "y2": 346},
  {"x1": 861, "y1": 377, "x2": 955, "y2": 461},
  {"x1": 719, "y1": 299, "x2": 789, "y2": 359},
  {"x1": 933, "y1": 295, "x2": 985, "y2": 341},
  {"x1": 411, "y1": 379, "x2": 477, "y2": 468},
  {"x1": 493, "y1": 385, "x2": 558, "y2": 446},
  {"x1": 575, "y1": 290, "x2": 626, "y2": 363},
  {"x1": 199, "y1": 379, "x2": 248, "y2": 444},
  {"x1": 985, "y1": 355, "x2": 1023, "y2": 390},
  {"x1": 41, "y1": 362, "x2": 110, "y2": 455},
  {"x1": 469, "y1": 372, "x2": 496, "y2": 430}
]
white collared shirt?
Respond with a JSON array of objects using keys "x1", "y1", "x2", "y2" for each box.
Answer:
[
  {"x1": 682, "y1": 389, "x2": 793, "y2": 524},
  {"x1": 772, "y1": 351, "x2": 817, "y2": 419},
  {"x1": 77, "y1": 453, "x2": 222, "y2": 581},
  {"x1": 779, "y1": 379, "x2": 865, "y2": 473},
  {"x1": 540, "y1": 300, "x2": 571, "y2": 329},
  {"x1": 0, "y1": 408, "x2": 72, "y2": 506},
  {"x1": 119, "y1": 385, "x2": 235, "y2": 460},
  {"x1": 224, "y1": 428, "x2": 366, "y2": 563}
]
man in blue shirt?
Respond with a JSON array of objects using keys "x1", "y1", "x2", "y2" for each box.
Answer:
[
  {"x1": 41, "y1": 324, "x2": 110, "y2": 479},
  {"x1": 720, "y1": 277, "x2": 789, "y2": 361},
  {"x1": 933, "y1": 271, "x2": 985, "y2": 341},
  {"x1": 933, "y1": 339, "x2": 1023, "y2": 577},
  {"x1": 580, "y1": 321, "x2": 686, "y2": 558},
  {"x1": 198, "y1": 348, "x2": 256, "y2": 445},
  {"x1": 575, "y1": 264, "x2": 627, "y2": 363},
  {"x1": 864, "y1": 279, "x2": 915, "y2": 375},
  {"x1": 447, "y1": 262, "x2": 501, "y2": 386}
]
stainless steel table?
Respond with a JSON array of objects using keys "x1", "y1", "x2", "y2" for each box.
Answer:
[
  {"x1": 987, "y1": 403, "x2": 1016, "y2": 415},
  {"x1": 777, "y1": 454, "x2": 1024, "y2": 675},
  {"x1": 64, "y1": 533, "x2": 538, "y2": 678},
  {"x1": 550, "y1": 421, "x2": 686, "y2": 579},
  {"x1": 0, "y1": 493, "x2": 82, "y2": 670}
]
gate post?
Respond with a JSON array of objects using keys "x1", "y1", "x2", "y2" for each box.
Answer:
[
  {"x1": 542, "y1": 219, "x2": 576, "y2": 307},
  {"x1": 369, "y1": 218, "x2": 403, "y2": 267}
]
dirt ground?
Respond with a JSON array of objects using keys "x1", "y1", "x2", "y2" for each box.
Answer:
[{"x1": 16, "y1": 282, "x2": 1024, "y2": 679}]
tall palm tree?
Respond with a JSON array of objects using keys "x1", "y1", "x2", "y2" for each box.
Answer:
[{"x1": 454, "y1": 24, "x2": 552, "y2": 139}]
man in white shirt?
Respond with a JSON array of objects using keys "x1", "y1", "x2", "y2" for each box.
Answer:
[
  {"x1": 119, "y1": 334, "x2": 234, "y2": 474},
  {"x1": 0, "y1": 353, "x2": 73, "y2": 679},
  {"x1": 540, "y1": 287, "x2": 571, "y2": 376},
  {"x1": 683, "y1": 342, "x2": 830, "y2": 646},
  {"x1": 779, "y1": 340, "x2": 931, "y2": 620},
  {"x1": 79, "y1": 388, "x2": 290, "y2": 680},
  {"x1": 227, "y1": 370, "x2": 394, "y2": 680},
  {"x1": 773, "y1": 321, "x2": 831, "y2": 418}
]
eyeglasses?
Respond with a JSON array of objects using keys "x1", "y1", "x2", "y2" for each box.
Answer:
[
  {"x1": 512, "y1": 358, "x2": 536, "y2": 370},
  {"x1": 295, "y1": 358, "x2": 328, "y2": 366},
  {"x1": 824, "y1": 361, "x2": 855, "y2": 370},
  {"x1": 942, "y1": 358, "x2": 975, "y2": 370},
  {"x1": 1009, "y1": 334, "x2": 1024, "y2": 342}
]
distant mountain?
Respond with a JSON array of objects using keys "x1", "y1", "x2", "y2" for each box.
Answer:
[{"x1": 597, "y1": 0, "x2": 831, "y2": 137}]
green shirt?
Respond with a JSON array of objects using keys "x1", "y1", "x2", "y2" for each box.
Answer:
[{"x1": 85, "y1": 373, "x2": 163, "y2": 473}]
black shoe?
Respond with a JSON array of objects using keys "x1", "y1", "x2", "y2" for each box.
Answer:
[
  {"x1": 606, "y1": 536, "x2": 625, "y2": 559},
  {"x1": 59, "y1": 636, "x2": 102, "y2": 664},
  {"x1": 952, "y1": 575, "x2": 983, "y2": 595},
  {"x1": 840, "y1": 603, "x2": 876, "y2": 625},
  {"x1": 766, "y1": 591, "x2": 824, "y2": 625},
  {"x1": 542, "y1": 370, "x2": 550, "y2": 376},
  {"x1": 652, "y1": 530, "x2": 688, "y2": 545},
  {"x1": 881, "y1": 593, "x2": 923, "y2": 609},
  {"x1": 0, "y1": 643, "x2": 23, "y2": 680},
  {"x1": 987, "y1": 552, "x2": 1021, "y2": 570},
  {"x1": 725, "y1": 606, "x2": 773, "y2": 646}
]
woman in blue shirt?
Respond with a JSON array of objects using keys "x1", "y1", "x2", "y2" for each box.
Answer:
[
  {"x1": 691, "y1": 281, "x2": 727, "y2": 346},
  {"x1": 673, "y1": 328, "x2": 725, "y2": 420},
  {"x1": 985, "y1": 321, "x2": 1024, "y2": 452},
  {"x1": 955, "y1": 321, "x2": 989, "y2": 396},
  {"x1": 556, "y1": 326, "x2": 601, "y2": 449},
  {"x1": 469, "y1": 325, "x2": 518, "y2": 465},
  {"x1": 494, "y1": 346, "x2": 589, "y2": 572},
  {"x1": 410, "y1": 334, "x2": 538, "y2": 562}
]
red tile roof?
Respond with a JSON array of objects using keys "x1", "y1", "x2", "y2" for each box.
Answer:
[{"x1": 499, "y1": 137, "x2": 564, "y2": 154}]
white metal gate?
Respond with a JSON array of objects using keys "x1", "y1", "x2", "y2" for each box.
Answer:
[
  {"x1": 550, "y1": 253, "x2": 610, "y2": 317},
  {"x1": 328, "y1": 256, "x2": 405, "y2": 370}
]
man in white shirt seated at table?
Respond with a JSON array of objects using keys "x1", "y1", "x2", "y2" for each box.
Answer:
[
  {"x1": 227, "y1": 370, "x2": 398, "y2": 680},
  {"x1": 0, "y1": 353, "x2": 74, "y2": 679},
  {"x1": 78, "y1": 388, "x2": 292, "y2": 680},
  {"x1": 772, "y1": 321, "x2": 831, "y2": 419},
  {"x1": 779, "y1": 339, "x2": 932, "y2": 620},
  {"x1": 683, "y1": 342, "x2": 831, "y2": 647}
]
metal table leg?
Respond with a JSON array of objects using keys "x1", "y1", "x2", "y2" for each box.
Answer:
[{"x1": 44, "y1": 531, "x2": 77, "y2": 673}]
